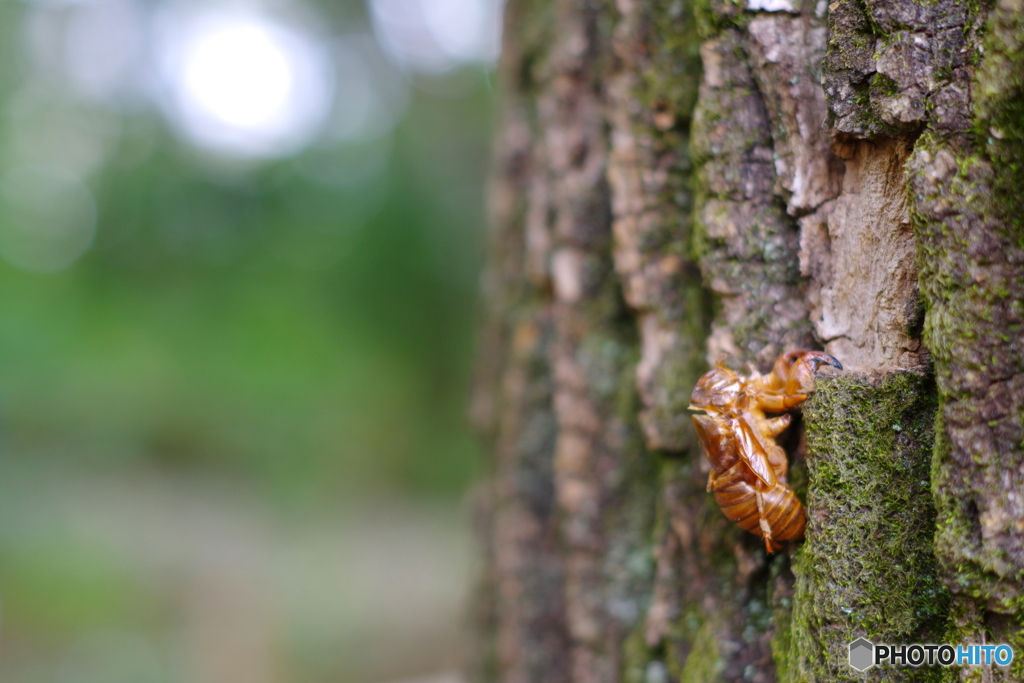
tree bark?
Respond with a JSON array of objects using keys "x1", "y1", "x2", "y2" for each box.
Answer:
[{"x1": 469, "y1": 0, "x2": 1024, "y2": 680}]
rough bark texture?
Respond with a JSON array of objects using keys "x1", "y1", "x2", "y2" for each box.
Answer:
[
  {"x1": 906, "y1": 0, "x2": 1024, "y2": 676},
  {"x1": 469, "y1": 0, "x2": 1024, "y2": 679}
]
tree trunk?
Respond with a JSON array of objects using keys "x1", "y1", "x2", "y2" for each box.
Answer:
[{"x1": 468, "y1": 0, "x2": 1024, "y2": 680}]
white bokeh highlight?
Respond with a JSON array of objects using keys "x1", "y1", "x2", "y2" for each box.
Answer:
[
  {"x1": 156, "y1": 9, "x2": 335, "y2": 157},
  {"x1": 4, "y1": 0, "x2": 457, "y2": 272},
  {"x1": 370, "y1": 0, "x2": 503, "y2": 73},
  {"x1": 64, "y1": 0, "x2": 148, "y2": 104}
]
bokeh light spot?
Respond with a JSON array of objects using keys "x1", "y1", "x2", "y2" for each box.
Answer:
[
  {"x1": 181, "y1": 22, "x2": 294, "y2": 131},
  {"x1": 370, "y1": 0, "x2": 503, "y2": 73},
  {"x1": 158, "y1": 10, "x2": 335, "y2": 157}
]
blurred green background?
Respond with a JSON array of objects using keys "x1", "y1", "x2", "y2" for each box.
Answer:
[{"x1": 0, "y1": 0, "x2": 496, "y2": 681}]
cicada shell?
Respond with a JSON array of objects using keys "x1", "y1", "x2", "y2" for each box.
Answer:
[{"x1": 689, "y1": 350, "x2": 841, "y2": 552}]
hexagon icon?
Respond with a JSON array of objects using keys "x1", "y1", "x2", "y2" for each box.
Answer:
[{"x1": 849, "y1": 638, "x2": 874, "y2": 671}]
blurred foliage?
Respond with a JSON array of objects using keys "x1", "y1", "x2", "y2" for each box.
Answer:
[
  {"x1": 0, "y1": 1, "x2": 492, "y2": 507},
  {"x1": 0, "y1": 1, "x2": 494, "y2": 678}
]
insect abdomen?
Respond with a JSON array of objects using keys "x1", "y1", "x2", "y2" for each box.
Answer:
[{"x1": 711, "y1": 463, "x2": 806, "y2": 546}]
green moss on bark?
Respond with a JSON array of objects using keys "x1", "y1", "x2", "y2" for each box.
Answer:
[
  {"x1": 623, "y1": 624, "x2": 656, "y2": 683},
  {"x1": 776, "y1": 373, "x2": 951, "y2": 682},
  {"x1": 645, "y1": 0, "x2": 703, "y2": 122},
  {"x1": 974, "y1": 0, "x2": 1024, "y2": 244},
  {"x1": 904, "y1": 3, "x2": 1024, "y2": 676},
  {"x1": 678, "y1": 617, "x2": 726, "y2": 682},
  {"x1": 692, "y1": 0, "x2": 748, "y2": 38}
]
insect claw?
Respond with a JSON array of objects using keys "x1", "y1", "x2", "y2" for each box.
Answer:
[
  {"x1": 823, "y1": 354, "x2": 842, "y2": 370},
  {"x1": 802, "y1": 351, "x2": 842, "y2": 371}
]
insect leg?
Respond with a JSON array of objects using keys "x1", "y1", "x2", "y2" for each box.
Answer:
[
  {"x1": 779, "y1": 351, "x2": 842, "y2": 409},
  {"x1": 755, "y1": 351, "x2": 842, "y2": 411},
  {"x1": 753, "y1": 386, "x2": 803, "y2": 413},
  {"x1": 754, "y1": 489, "x2": 776, "y2": 553},
  {"x1": 763, "y1": 414, "x2": 791, "y2": 436}
]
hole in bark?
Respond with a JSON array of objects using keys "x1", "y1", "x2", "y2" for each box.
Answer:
[
  {"x1": 904, "y1": 287, "x2": 926, "y2": 338},
  {"x1": 964, "y1": 497, "x2": 982, "y2": 543},
  {"x1": 570, "y1": 140, "x2": 589, "y2": 167},
  {"x1": 984, "y1": 610, "x2": 1015, "y2": 645}
]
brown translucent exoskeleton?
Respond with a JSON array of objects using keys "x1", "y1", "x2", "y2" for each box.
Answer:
[{"x1": 689, "y1": 350, "x2": 842, "y2": 553}]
